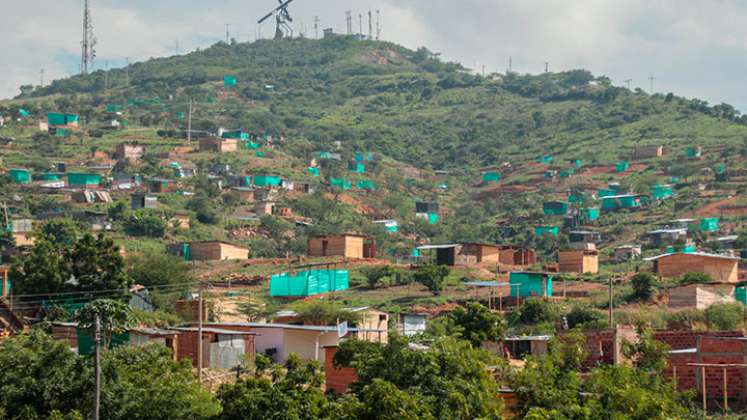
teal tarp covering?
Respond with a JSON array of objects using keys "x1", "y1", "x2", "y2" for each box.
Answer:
[
  {"x1": 331, "y1": 178, "x2": 352, "y2": 190},
  {"x1": 543, "y1": 201, "x2": 568, "y2": 216},
  {"x1": 615, "y1": 161, "x2": 629, "y2": 172},
  {"x1": 308, "y1": 167, "x2": 320, "y2": 177},
  {"x1": 67, "y1": 173, "x2": 101, "y2": 187},
  {"x1": 537, "y1": 155, "x2": 553, "y2": 164},
  {"x1": 356, "y1": 180, "x2": 376, "y2": 191},
  {"x1": 224, "y1": 76, "x2": 237, "y2": 86},
  {"x1": 48, "y1": 112, "x2": 78, "y2": 126},
  {"x1": 77, "y1": 328, "x2": 129, "y2": 355},
  {"x1": 535, "y1": 226, "x2": 559, "y2": 237},
  {"x1": 482, "y1": 172, "x2": 501, "y2": 183},
  {"x1": 509, "y1": 272, "x2": 553, "y2": 298},
  {"x1": 9, "y1": 169, "x2": 31, "y2": 184},
  {"x1": 223, "y1": 130, "x2": 249, "y2": 140},
  {"x1": 699, "y1": 218, "x2": 719, "y2": 232},
  {"x1": 428, "y1": 213, "x2": 439, "y2": 225},
  {"x1": 737, "y1": 286, "x2": 747, "y2": 307},
  {"x1": 19, "y1": 108, "x2": 30, "y2": 117},
  {"x1": 348, "y1": 162, "x2": 365, "y2": 173},
  {"x1": 651, "y1": 185, "x2": 673, "y2": 200},
  {"x1": 253, "y1": 175, "x2": 281, "y2": 187},
  {"x1": 269, "y1": 270, "x2": 349, "y2": 297},
  {"x1": 582, "y1": 207, "x2": 600, "y2": 221}
]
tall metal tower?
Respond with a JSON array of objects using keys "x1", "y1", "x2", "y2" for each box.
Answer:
[
  {"x1": 376, "y1": 10, "x2": 381, "y2": 40},
  {"x1": 345, "y1": 11, "x2": 352, "y2": 35},
  {"x1": 367, "y1": 11, "x2": 372, "y2": 40},
  {"x1": 80, "y1": 0, "x2": 97, "y2": 74}
]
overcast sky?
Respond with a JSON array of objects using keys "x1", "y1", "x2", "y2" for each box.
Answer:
[{"x1": 3, "y1": 0, "x2": 747, "y2": 110}]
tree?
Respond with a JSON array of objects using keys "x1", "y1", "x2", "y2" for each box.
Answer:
[
  {"x1": 290, "y1": 300, "x2": 360, "y2": 326},
  {"x1": 0, "y1": 329, "x2": 90, "y2": 418},
  {"x1": 0, "y1": 229, "x2": 15, "y2": 263},
  {"x1": 124, "y1": 210, "x2": 167, "y2": 237},
  {"x1": 413, "y1": 264, "x2": 450, "y2": 295},
  {"x1": 334, "y1": 336, "x2": 502, "y2": 418},
  {"x1": 37, "y1": 218, "x2": 82, "y2": 245},
  {"x1": 352, "y1": 379, "x2": 435, "y2": 420},
  {"x1": 217, "y1": 354, "x2": 329, "y2": 420},
  {"x1": 630, "y1": 272, "x2": 657, "y2": 301},
  {"x1": 10, "y1": 237, "x2": 69, "y2": 296},
  {"x1": 679, "y1": 271, "x2": 713, "y2": 284},
  {"x1": 67, "y1": 234, "x2": 129, "y2": 293},
  {"x1": 705, "y1": 302, "x2": 744, "y2": 331},
  {"x1": 127, "y1": 253, "x2": 194, "y2": 310},
  {"x1": 100, "y1": 344, "x2": 221, "y2": 420},
  {"x1": 448, "y1": 302, "x2": 507, "y2": 347},
  {"x1": 565, "y1": 305, "x2": 606, "y2": 330},
  {"x1": 76, "y1": 299, "x2": 136, "y2": 348},
  {"x1": 622, "y1": 325, "x2": 670, "y2": 372}
]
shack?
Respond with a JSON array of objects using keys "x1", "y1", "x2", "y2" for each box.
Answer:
[
  {"x1": 131, "y1": 193, "x2": 158, "y2": 210},
  {"x1": 648, "y1": 228, "x2": 688, "y2": 247},
  {"x1": 601, "y1": 194, "x2": 645, "y2": 212},
  {"x1": 558, "y1": 249, "x2": 599, "y2": 274},
  {"x1": 614, "y1": 245, "x2": 642, "y2": 261},
  {"x1": 114, "y1": 143, "x2": 144, "y2": 160},
  {"x1": 569, "y1": 230, "x2": 602, "y2": 244},
  {"x1": 543, "y1": 201, "x2": 569, "y2": 216},
  {"x1": 509, "y1": 272, "x2": 553, "y2": 298},
  {"x1": 503, "y1": 335, "x2": 551, "y2": 359},
  {"x1": 199, "y1": 137, "x2": 237, "y2": 153},
  {"x1": 170, "y1": 241, "x2": 249, "y2": 261},
  {"x1": 173, "y1": 327, "x2": 256, "y2": 369},
  {"x1": 307, "y1": 234, "x2": 375, "y2": 259},
  {"x1": 667, "y1": 283, "x2": 736, "y2": 310},
  {"x1": 416, "y1": 243, "x2": 529, "y2": 267},
  {"x1": 634, "y1": 145, "x2": 664, "y2": 159},
  {"x1": 269, "y1": 269, "x2": 349, "y2": 298},
  {"x1": 66, "y1": 173, "x2": 101, "y2": 188},
  {"x1": 646, "y1": 252, "x2": 740, "y2": 282}
]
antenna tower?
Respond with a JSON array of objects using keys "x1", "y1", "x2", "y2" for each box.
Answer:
[
  {"x1": 345, "y1": 11, "x2": 352, "y2": 35},
  {"x1": 358, "y1": 13, "x2": 362, "y2": 37},
  {"x1": 80, "y1": 0, "x2": 97, "y2": 74},
  {"x1": 367, "y1": 11, "x2": 372, "y2": 40},
  {"x1": 376, "y1": 10, "x2": 381, "y2": 40},
  {"x1": 314, "y1": 16, "x2": 319, "y2": 39},
  {"x1": 40, "y1": 68, "x2": 45, "y2": 87}
]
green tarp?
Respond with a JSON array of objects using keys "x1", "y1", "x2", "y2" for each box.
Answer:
[
  {"x1": 698, "y1": 218, "x2": 719, "y2": 232},
  {"x1": 615, "y1": 161, "x2": 629, "y2": 172},
  {"x1": 308, "y1": 167, "x2": 320, "y2": 177},
  {"x1": 48, "y1": 112, "x2": 78, "y2": 126},
  {"x1": 537, "y1": 155, "x2": 553, "y2": 164},
  {"x1": 9, "y1": 169, "x2": 31, "y2": 184},
  {"x1": 38, "y1": 173, "x2": 62, "y2": 181},
  {"x1": 348, "y1": 162, "x2": 365, "y2": 173},
  {"x1": 482, "y1": 172, "x2": 501, "y2": 183},
  {"x1": 269, "y1": 269, "x2": 349, "y2": 297},
  {"x1": 686, "y1": 147, "x2": 701, "y2": 158},
  {"x1": 736, "y1": 286, "x2": 747, "y2": 307},
  {"x1": 569, "y1": 194, "x2": 585, "y2": 204},
  {"x1": 559, "y1": 168, "x2": 575, "y2": 178},
  {"x1": 331, "y1": 178, "x2": 352, "y2": 190},
  {"x1": 651, "y1": 185, "x2": 673, "y2": 200},
  {"x1": 67, "y1": 173, "x2": 101, "y2": 187},
  {"x1": 602, "y1": 195, "x2": 642, "y2": 211},
  {"x1": 543, "y1": 201, "x2": 569, "y2": 216},
  {"x1": 535, "y1": 226, "x2": 559, "y2": 237},
  {"x1": 582, "y1": 207, "x2": 600, "y2": 222},
  {"x1": 224, "y1": 75, "x2": 237, "y2": 86},
  {"x1": 356, "y1": 180, "x2": 376, "y2": 191},
  {"x1": 509, "y1": 272, "x2": 553, "y2": 298},
  {"x1": 19, "y1": 108, "x2": 30, "y2": 117},
  {"x1": 77, "y1": 328, "x2": 129, "y2": 355},
  {"x1": 223, "y1": 130, "x2": 249, "y2": 140},
  {"x1": 253, "y1": 175, "x2": 282, "y2": 187},
  {"x1": 428, "y1": 213, "x2": 439, "y2": 225},
  {"x1": 106, "y1": 104, "x2": 123, "y2": 113}
]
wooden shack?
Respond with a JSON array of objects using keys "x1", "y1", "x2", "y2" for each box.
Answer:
[
  {"x1": 114, "y1": 143, "x2": 144, "y2": 160},
  {"x1": 667, "y1": 283, "x2": 736, "y2": 310},
  {"x1": 307, "y1": 234, "x2": 374, "y2": 259},
  {"x1": 199, "y1": 137, "x2": 238, "y2": 153},
  {"x1": 634, "y1": 145, "x2": 664, "y2": 159},
  {"x1": 498, "y1": 246, "x2": 537, "y2": 267},
  {"x1": 416, "y1": 243, "x2": 508, "y2": 266},
  {"x1": 647, "y1": 252, "x2": 740, "y2": 282},
  {"x1": 186, "y1": 241, "x2": 248, "y2": 261},
  {"x1": 558, "y1": 249, "x2": 599, "y2": 274}
]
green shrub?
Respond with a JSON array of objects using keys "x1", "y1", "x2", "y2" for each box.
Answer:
[
  {"x1": 679, "y1": 272, "x2": 713, "y2": 285},
  {"x1": 629, "y1": 273, "x2": 657, "y2": 301},
  {"x1": 565, "y1": 305, "x2": 607, "y2": 329},
  {"x1": 705, "y1": 303, "x2": 744, "y2": 331}
]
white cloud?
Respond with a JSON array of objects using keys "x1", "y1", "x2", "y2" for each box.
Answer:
[{"x1": 2, "y1": 0, "x2": 747, "y2": 110}]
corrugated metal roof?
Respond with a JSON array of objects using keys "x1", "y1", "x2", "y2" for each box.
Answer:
[
  {"x1": 464, "y1": 281, "x2": 510, "y2": 287},
  {"x1": 645, "y1": 252, "x2": 741, "y2": 261},
  {"x1": 416, "y1": 244, "x2": 459, "y2": 250}
]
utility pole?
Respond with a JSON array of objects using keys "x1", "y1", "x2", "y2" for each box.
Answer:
[
  {"x1": 187, "y1": 99, "x2": 193, "y2": 144},
  {"x1": 175, "y1": 39, "x2": 180, "y2": 54},
  {"x1": 649, "y1": 75, "x2": 655, "y2": 93},
  {"x1": 125, "y1": 57, "x2": 130, "y2": 86},
  {"x1": 345, "y1": 11, "x2": 352, "y2": 35},
  {"x1": 544, "y1": 62, "x2": 549, "y2": 73},
  {"x1": 376, "y1": 10, "x2": 381, "y2": 40},
  {"x1": 624, "y1": 79, "x2": 632, "y2": 90},
  {"x1": 368, "y1": 10, "x2": 372, "y2": 40},
  {"x1": 93, "y1": 313, "x2": 101, "y2": 420},
  {"x1": 225, "y1": 24, "x2": 231, "y2": 43},
  {"x1": 358, "y1": 13, "x2": 363, "y2": 38},
  {"x1": 508, "y1": 56, "x2": 512, "y2": 73},
  {"x1": 608, "y1": 277, "x2": 614, "y2": 327},
  {"x1": 40, "y1": 68, "x2": 45, "y2": 87},
  {"x1": 314, "y1": 16, "x2": 319, "y2": 39},
  {"x1": 104, "y1": 60, "x2": 108, "y2": 91},
  {"x1": 197, "y1": 281, "x2": 204, "y2": 383}
]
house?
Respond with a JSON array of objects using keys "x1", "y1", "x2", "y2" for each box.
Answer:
[
  {"x1": 399, "y1": 313, "x2": 428, "y2": 337},
  {"x1": 253, "y1": 175, "x2": 282, "y2": 188},
  {"x1": 72, "y1": 190, "x2": 112, "y2": 204},
  {"x1": 648, "y1": 228, "x2": 688, "y2": 247},
  {"x1": 415, "y1": 201, "x2": 439, "y2": 224},
  {"x1": 307, "y1": 234, "x2": 375, "y2": 259},
  {"x1": 614, "y1": 245, "x2": 642, "y2": 261},
  {"x1": 128, "y1": 327, "x2": 179, "y2": 359},
  {"x1": 509, "y1": 272, "x2": 553, "y2": 298},
  {"x1": 170, "y1": 241, "x2": 249, "y2": 261},
  {"x1": 373, "y1": 219, "x2": 398, "y2": 233},
  {"x1": 416, "y1": 243, "x2": 529, "y2": 267},
  {"x1": 199, "y1": 323, "x2": 383, "y2": 365},
  {"x1": 569, "y1": 230, "x2": 602, "y2": 244},
  {"x1": 269, "y1": 269, "x2": 349, "y2": 298},
  {"x1": 72, "y1": 210, "x2": 109, "y2": 231},
  {"x1": 170, "y1": 213, "x2": 190, "y2": 229},
  {"x1": 667, "y1": 283, "x2": 737, "y2": 310},
  {"x1": 9, "y1": 168, "x2": 31, "y2": 184},
  {"x1": 634, "y1": 145, "x2": 664, "y2": 159},
  {"x1": 503, "y1": 335, "x2": 550, "y2": 359},
  {"x1": 147, "y1": 178, "x2": 175, "y2": 193},
  {"x1": 47, "y1": 112, "x2": 79, "y2": 127},
  {"x1": 646, "y1": 252, "x2": 740, "y2": 282},
  {"x1": 271, "y1": 307, "x2": 388, "y2": 343},
  {"x1": 172, "y1": 327, "x2": 256, "y2": 369},
  {"x1": 254, "y1": 200, "x2": 276, "y2": 216},
  {"x1": 114, "y1": 143, "x2": 144, "y2": 160},
  {"x1": 199, "y1": 137, "x2": 238, "y2": 153},
  {"x1": 131, "y1": 193, "x2": 158, "y2": 210},
  {"x1": 128, "y1": 285, "x2": 154, "y2": 311},
  {"x1": 231, "y1": 187, "x2": 256, "y2": 202},
  {"x1": 601, "y1": 194, "x2": 645, "y2": 212},
  {"x1": 543, "y1": 201, "x2": 569, "y2": 216},
  {"x1": 558, "y1": 249, "x2": 599, "y2": 274}
]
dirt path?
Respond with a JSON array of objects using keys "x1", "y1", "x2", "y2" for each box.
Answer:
[{"x1": 694, "y1": 196, "x2": 738, "y2": 217}]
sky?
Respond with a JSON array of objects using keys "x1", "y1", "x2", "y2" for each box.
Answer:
[{"x1": 3, "y1": 0, "x2": 747, "y2": 110}]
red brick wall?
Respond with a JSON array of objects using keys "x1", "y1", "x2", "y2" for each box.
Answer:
[
  {"x1": 581, "y1": 330, "x2": 615, "y2": 370},
  {"x1": 324, "y1": 347, "x2": 357, "y2": 394},
  {"x1": 654, "y1": 330, "x2": 742, "y2": 350}
]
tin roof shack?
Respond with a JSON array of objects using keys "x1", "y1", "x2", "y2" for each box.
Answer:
[
  {"x1": 503, "y1": 335, "x2": 550, "y2": 360},
  {"x1": 509, "y1": 272, "x2": 553, "y2": 298},
  {"x1": 646, "y1": 252, "x2": 740, "y2": 282},
  {"x1": 307, "y1": 234, "x2": 375, "y2": 259},
  {"x1": 399, "y1": 313, "x2": 428, "y2": 337},
  {"x1": 497, "y1": 246, "x2": 537, "y2": 267},
  {"x1": 558, "y1": 249, "x2": 599, "y2": 274},
  {"x1": 614, "y1": 245, "x2": 642, "y2": 261},
  {"x1": 147, "y1": 178, "x2": 175, "y2": 193},
  {"x1": 173, "y1": 327, "x2": 256, "y2": 369},
  {"x1": 569, "y1": 230, "x2": 602, "y2": 245},
  {"x1": 172, "y1": 241, "x2": 249, "y2": 261},
  {"x1": 634, "y1": 144, "x2": 664, "y2": 159},
  {"x1": 128, "y1": 328, "x2": 179, "y2": 359},
  {"x1": 72, "y1": 210, "x2": 109, "y2": 231},
  {"x1": 416, "y1": 243, "x2": 512, "y2": 267},
  {"x1": 131, "y1": 193, "x2": 158, "y2": 210},
  {"x1": 114, "y1": 143, "x2": 144, "y2": 161},
  {"x1": 648, "y1": 228, "x2": 688, "y2": 247},
  {"x1": 667, "y1": 283, "x2": 737, "y2": 310},
  {"x1": 199, "y1": 136, "x2": 238, "y2": 153}
]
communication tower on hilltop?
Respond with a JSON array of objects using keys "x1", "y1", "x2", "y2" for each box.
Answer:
[{"x1": 80, "y1": 0, "x2": 97, "y2": 74}]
